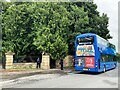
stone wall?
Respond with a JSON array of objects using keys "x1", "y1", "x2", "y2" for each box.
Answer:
[
  {"x1": 41, "y1": 55, "x2": 50, "y2": 70},
  {"x1": 64, "y1": 55, "x2": 74, "y2": 67},
  {"x1": 12, "y1": 63, "x2": 36, "y2": 69},
  {"x1": 5, "y1": 51, "x2": 15, "y2": 69},
  {"x1": 56, "y1": 55, "x2": 74, "y2": 68},
  {"x1": 4, "y1": 51, "x2": 73, "y2": 69}
]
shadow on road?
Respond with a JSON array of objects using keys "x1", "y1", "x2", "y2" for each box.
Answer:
[
  {"x1": 74, "y1": 71, "x2": 101, "y2": 75},
  {"x1": 73, "y1": 68, "x2": 117, "y2": 75}
]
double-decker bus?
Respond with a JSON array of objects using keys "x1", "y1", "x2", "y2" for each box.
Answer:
[{"x1": 74, "y1": 33, "x2": 117, "y2": 72}]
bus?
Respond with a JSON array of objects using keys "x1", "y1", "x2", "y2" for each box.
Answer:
[{"x1": 74, "y1": 33, "x2": 117, "y2": 72}]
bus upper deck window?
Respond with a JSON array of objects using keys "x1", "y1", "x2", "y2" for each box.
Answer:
[
  {"x1": 77, "y1": 36, "x2": 94, "y2": 45},
  {"x1": 77, "y1": 38, "x2": 81, "y2": 44}
]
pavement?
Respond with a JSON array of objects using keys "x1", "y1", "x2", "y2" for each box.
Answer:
[
  {"x1": 0, "y1": 65, "x2": 119, "y2": 88},
  {"x1": 1, "y1": 68, "x2": 68, "y2": 79},
  {"x1": 0, "y1": 68, "x2": 73, "y2": 89},
  {"x1": 1, "y1": 67, "x2": 118, "y2": 88},
  {"x1": 0, "y1": 68, "x2": 69, "y2": 87}
]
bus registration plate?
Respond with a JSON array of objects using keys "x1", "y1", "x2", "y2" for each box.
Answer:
[{"x1": 83, "y1": 68, "x2": 88, "y2": 70}]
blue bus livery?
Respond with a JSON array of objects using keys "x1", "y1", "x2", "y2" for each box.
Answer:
[{"x1": 74, "y1": 33, "x2": 117, "y2": 72}]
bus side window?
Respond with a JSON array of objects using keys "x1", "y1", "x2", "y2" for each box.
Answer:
[
  {"x1": 102, "y1": 57, "x2": 105, "y2": 62},
  {"x1": 113, "y1": 56, "x2": 117, "y2": 61},
  {"x1": 101, "y1": 54, "x2": 105, "y2": 62},
  {"x1": 111, "y1": 55, "x2": 114, "y2": 61},
  {"x1": 108, "y1": 55, "x2": 111, "y2": 62},
  {"x1": 109, "y1": 55, "x2": 115, "y2": 62}
]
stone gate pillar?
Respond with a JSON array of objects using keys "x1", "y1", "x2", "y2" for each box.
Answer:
[
  {"x1": 41, "y1": 53, "x2": 50, "y2": 70},
  {"x1": 5, "y1": 51, "x2": 15, "y2": 69}
]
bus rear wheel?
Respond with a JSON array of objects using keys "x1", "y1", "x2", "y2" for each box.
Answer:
[
  {"x1": 103, "y1": 66, "x2": 106, "y2": 73},
  {"x1": 114, "y1": 64, "x2": 116, "y2": 69}
]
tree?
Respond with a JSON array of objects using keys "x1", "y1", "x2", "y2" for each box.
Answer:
[
  {"x1": 74, "y1": 2, "x2": 112, "y2": 39},
  {"x1": 64, "y1": 2, "x2": 89, "y2": 55},
  {"x1": 65, "y1": 2, "x2": 112, "y2": 55},
  {"x1": 116, "y1": 53, "x2": 120, "y2": 63},
  {"x1": 2, "y1": 2, "x2": 112, "y2": 61},
  {"x1": 33, "y1": 2, "x2": 69, "y2": 60},
  {"x1": 2, "y1": 2, "x2": 40, "y2": 62}
]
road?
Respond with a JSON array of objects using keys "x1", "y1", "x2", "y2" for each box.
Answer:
[{"x1": 2, "y1": 66, "x2": 119, "y2": 88}]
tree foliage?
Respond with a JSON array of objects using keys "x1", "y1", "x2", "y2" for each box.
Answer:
[
  {"x1": 116, "y1": 53, "x2": 120, "y2": 63},
  {"x1": 2, "y1": 2, "x2": 112, "y2": 60}
]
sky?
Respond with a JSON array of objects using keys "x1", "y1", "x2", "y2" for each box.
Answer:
[{"x1": 94, "y1": 0, "x2": 119, "y2": 52}]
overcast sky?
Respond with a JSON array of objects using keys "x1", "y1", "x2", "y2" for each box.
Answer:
[{"x1": 94, "y1": 0, "x2": 119, "y2": 52}]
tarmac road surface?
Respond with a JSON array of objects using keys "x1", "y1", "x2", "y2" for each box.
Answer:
[{"x1": 2, "y1": 66, "x2": 118, "y2": 88}]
